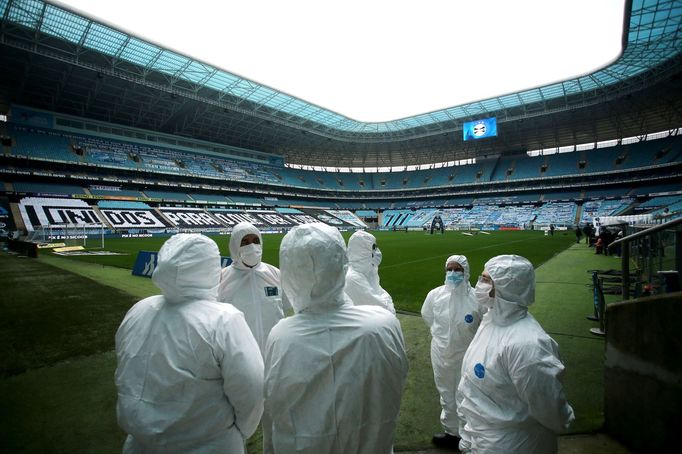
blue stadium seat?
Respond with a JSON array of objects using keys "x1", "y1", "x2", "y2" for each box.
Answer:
[
  {"x1": 188, "y1": 193, "x2": 230, "y2": 203},
  {"x1": 97, "y1": 200, "x2": 150, "y2": 209},
  {"x1": 142, "y1": 190, "x2": 191, "y2": 201},
  {"x1": 13, "y1": 181, "x2": 85, "y2": 195},
  {"x1": 89, "y1": 187, "x2": 142, "y2": 197},
  {"x1": 9, "y1": 125, "x2": 78, "y2": 163}
]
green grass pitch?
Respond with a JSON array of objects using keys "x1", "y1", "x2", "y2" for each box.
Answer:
[{"x1": 61, "y1": 229, "x2": 575, "y2": 313}]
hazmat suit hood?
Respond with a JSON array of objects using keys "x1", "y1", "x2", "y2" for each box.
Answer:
[
  {"x1": 347, "y1": 230, "x2": 378, "y2": 276},
  {"x1": 151, "y1": 233, "x2": 220, "y2": 304},
  {"x1": 485, "y1": 254, "x2": 535, "y2": 326},
  {"x1": 280, "y1": 222, "x2": 350, "y2": 314},
  {"x1": 445, "y1": 254, "x2": 471, "y2": 283},
  {"x1": 229, "y1": 222, "x2": 263, "y2": 270}
]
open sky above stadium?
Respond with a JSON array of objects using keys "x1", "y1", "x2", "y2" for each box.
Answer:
[{"x1": 54, "y1": 0, "x2": 625, "y2": 123}]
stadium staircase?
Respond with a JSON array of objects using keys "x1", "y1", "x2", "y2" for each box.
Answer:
[
  {"x1": 9, "y1": 202, "x2": 26, "y2": 232},
  {"x1": 0, "y1": 122, "x2": 10, "y2": 156},
  {"x1": 154, "y1": 208, "x2": 175, "y2": 227},
  {"x1": 618, "y1": 200, "x2": 640, "y2": 216},
  {"x1": 543, "y1": 156, "x2": 549, "y2": 176},
  {"x1": 653, "y1": 144, "x2": 681, "y2": 164},
  {"x1": 488, "y1": 156, "x2": 501, "y2": 181},
  {"x1": 90, "y1": 205, "x2": 111, "y2": 230},
  {"x1": 574, "y1": 204, "x2": 583, "y2": 225},
  {"x1": 573, "y1": 190, "x2": 587, "y2": 224}
]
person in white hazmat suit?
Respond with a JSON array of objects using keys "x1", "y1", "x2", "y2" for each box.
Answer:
[
  {"x1": 344, "y1": 229, "x2": 396, "y2": 314},
  {"x1": 115, "y1": 233, "x2": 264, "y2": 454},
  {"x1": 263, "y1": 223, "x2": 409, "y2": 454},
  {"x1": 421, "y1": 255, "x2": 484, "y2": 449},
  {"x1": 218, "y1": 222, "x2": 291, "y2": 354},
  {"x1": 456, "y1": 255, "x2": 575, "y2": 453}
]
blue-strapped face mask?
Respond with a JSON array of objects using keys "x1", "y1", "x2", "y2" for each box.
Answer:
[{"x1": 445, "y1": 270, "x2": 465, "y2": 287}]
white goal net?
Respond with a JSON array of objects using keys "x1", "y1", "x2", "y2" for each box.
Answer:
[{"x1": 26, "y1": 223, "x2": 105, "y2": 248}]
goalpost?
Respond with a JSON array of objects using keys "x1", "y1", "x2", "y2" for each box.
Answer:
[{"x1": 28, "y1": 223, "x2": 105, "y2": 248}]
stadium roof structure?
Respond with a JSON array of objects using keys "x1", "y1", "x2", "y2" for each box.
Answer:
[{"x1": 1, "y1": 0, "x2": 681, "y2": 168}]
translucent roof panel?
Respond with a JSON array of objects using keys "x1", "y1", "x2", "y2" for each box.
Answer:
[{"x1": 1, "y1": 0, "x2": 681, "y2": 135}]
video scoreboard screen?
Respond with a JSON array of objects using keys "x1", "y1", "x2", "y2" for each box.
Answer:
[{"x1": 463, "y1": 117, "x2": 497, "y2": 141}]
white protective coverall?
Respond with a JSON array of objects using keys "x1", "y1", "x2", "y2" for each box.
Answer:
[
  {"x1": 456, "y1": 255, "x2": 575, "y2": 454},
  {"x1": 421, "y1": 255, "x2": 484, "y2": 436},
  {"x1": 115, "y1": 233, "x2": 264, "y2": 454},
  {"x1": 219, "y1": 222, "x2": 291, "y2": 353},
  {"x1": 344, "y1": 229, "x2": 396, "y2": 314},
  {"x1": 263, "y1": 223, "x2": 409, "y2": 454}
]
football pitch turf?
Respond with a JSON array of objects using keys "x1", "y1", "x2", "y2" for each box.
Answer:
[
  {"x1": 0, "y1": 230, "x2": 620, "y2": 452},
  {"x1": 56, "y1": 229, "x2": 576, "y2": 313}
]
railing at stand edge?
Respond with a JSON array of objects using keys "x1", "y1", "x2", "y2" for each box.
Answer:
[{"x1": 608, "y1": 217, "x2": 682, "y2": 299}]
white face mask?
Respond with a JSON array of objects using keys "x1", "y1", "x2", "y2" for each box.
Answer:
[
  {"x1": 240, "y1": 243, "x2": 262, "y2": 267},
  {"x1": 474, "y1": 278, "x2": 494, "y2": 308},
  {"x1": 445, "y1": 270, "x2": 465, "y2": 287},
  {"x1": 372, "y1": 247, "x2": 382, "y2": 267}
]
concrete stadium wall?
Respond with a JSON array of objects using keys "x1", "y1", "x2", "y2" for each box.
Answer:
[{"x1": 605, "y1": 291, "x2": 682, "y2": 452}]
